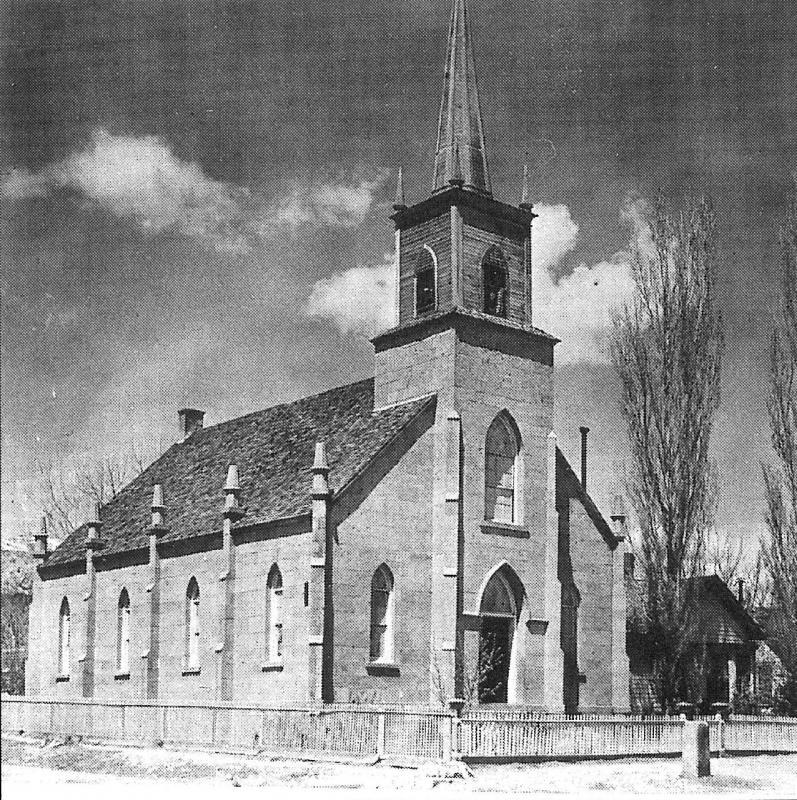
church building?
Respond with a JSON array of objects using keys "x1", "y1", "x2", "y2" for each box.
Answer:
[{"x1": 26, "y1": 0, "x2": 630, "y2": 712}]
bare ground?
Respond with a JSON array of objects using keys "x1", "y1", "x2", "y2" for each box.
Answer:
[{"x1": 2, "y1": 735, "x2": 796, "y2": 799}]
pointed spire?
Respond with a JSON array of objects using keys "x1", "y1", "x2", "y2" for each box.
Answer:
[
  {"x1": 432, "y1": 0, "x2": 492, "y2": 197},
  {"x1": 393, "y1": 167, "x2": 407, "y2": 210},
  {"x1": 519, "y1": 163, "x2": 532, "y2": 210}
]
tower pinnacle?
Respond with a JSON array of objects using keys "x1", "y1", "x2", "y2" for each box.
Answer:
[{"x1": 432, "y1": 0, "x2": 492, "y2": 197}]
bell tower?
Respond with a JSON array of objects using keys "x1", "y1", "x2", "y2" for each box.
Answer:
[
  {"x1": 373, "y1": 0, "x2": 555, "y2": 411},
  {"x1": 372, "y1": 0, "x2": 563, "y2": 708}
]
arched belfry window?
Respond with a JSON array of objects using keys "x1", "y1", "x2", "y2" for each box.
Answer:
[
  {"x1": 370, "y1": 564, "x2": 394, "y2": 662},
  {"x1": 266, "y1": 565, "x2": 284, "y2": 663},
  {"x1": 482, "y1": 246, "x2": 508, "y2": 317},
  {"x1": 117, "y1": 588, "x2": 131, "y2": 674},
  {"x1": 415, "y1": 247, "x2": 437, "y2": 314},
  {"x1": 485, "y1": 414, "x2": 521, "y2": 524},
  {"x1": 185, "y1": 578, "x2": 200, "y2": 671},
  {"x1": 58, "y1": 597, "x2": 70, "y2": 677}
]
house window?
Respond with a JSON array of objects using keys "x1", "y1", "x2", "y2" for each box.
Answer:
[
  {"x1": 267, "y1": 565, "x2": 283, "y2": 662},
  {"x1": 185, "y1": 578, "x2": 200, "y2": 671},
  {"x1": 370, "y1": 565, "x2": 394, "y2": 662},
  {"x1": 58, "y1": 597, "x2": 70, "y2": 677},
  {"x1": 482, "y1": 245, "x2": 508, "y2": 317},
  {"x1": 117, "y1": 588, "x2": 131, "y2": 674},
  {"x1": 415, "y1": 248, "x2": 437, "y2": 314},
  {"x1": 485, "y1": 414, "x2": 520, "y2": 523}
]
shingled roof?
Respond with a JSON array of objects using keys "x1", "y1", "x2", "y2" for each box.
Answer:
[{"x1": 43, "y1": 379, "x2": 435, "y2": 568}]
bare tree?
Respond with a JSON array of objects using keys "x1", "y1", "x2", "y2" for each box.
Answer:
[
  {"x1": 761, "y1": 188, "x2": 797, "y2": 708},
  {"x1": 706, "y1": 529, "x2": 744, "y2": 585},
  {"x1": 37, "y1": 443, "x2": 150, "y2": 543},
  {"x1": 705, "y1": 530, "x2": 770, "y2": 612},
  {"x1": 612, "y1": 197, "x2": 724, "y2": 712}
]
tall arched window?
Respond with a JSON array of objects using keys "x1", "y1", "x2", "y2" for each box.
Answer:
[
  {"x1": 415, "y1": 247, "x2": 437, "y2": 314},
  {"x1": 117, "y1": 588, "x2": 131, "y2": 674},
  {"x1": 370, "y1": 565, "x2": 394, "y2": 662},
  {"x1": 266, "y1": 565, "x2": 283, "y2": 663},
  {"x1": 482, "y1": 246, "x2": 508, "y2": 317},
  {"x1": 185, "y1": 578, "x2": 200, "y2": 671},
  {"x1": 58, "y1": 597, "x2": 70, "y2": 677},
  {"x1": 485, "y1": 414, "x2": 521, "y2": 523}
]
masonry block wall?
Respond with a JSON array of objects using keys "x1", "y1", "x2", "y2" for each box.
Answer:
[
  {"x1": 27, "y1": 529, "x2": 316, "y2": 705},
  {"x1": 569, "y1": 499, "x2": 615, "y2": 712},
  {"x1": 331, "y1": 416, "x2": 435, "y2": 704}
]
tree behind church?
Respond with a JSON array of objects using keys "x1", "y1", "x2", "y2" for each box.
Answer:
[
  {"x1": 612, "y1": 197, "x2": 724, "y2": 712},
  {"x1": 762, "y1": 188, "x2": 797, "y2": 714}
]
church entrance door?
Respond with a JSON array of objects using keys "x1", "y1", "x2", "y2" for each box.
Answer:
[{"x1": 478, "y1": 615, "x2": 512, "y2": 703}]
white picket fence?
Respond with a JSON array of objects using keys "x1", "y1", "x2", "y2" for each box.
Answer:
[{"x1": 2, "y1": 695, "x2": 796, "y2": 763}]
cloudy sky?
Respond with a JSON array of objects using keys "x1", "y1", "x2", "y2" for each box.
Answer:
[{"x1": 2, "y1": 0, "x2": 795, "y2": 555}]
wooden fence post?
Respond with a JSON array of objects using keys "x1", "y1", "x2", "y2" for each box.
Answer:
[
  {"x1": 376, "y1": 711, "x2": 386, "y2": 759},
  {"x1": 716, "y1": 714, "x2": 725, "y2": 758},
  {"x1": 451, "y1": 717, "x2": 461, "y2": 760},
  {"x1": 441, "y1": 714, "x2": 452, "y2": 762}
]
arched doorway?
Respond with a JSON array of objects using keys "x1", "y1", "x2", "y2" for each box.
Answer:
[{"x1": 478, "y1": 567, "x2": 523, "y2": 703}]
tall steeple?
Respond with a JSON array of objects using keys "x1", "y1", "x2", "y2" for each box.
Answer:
[{"x1": 432, "y1": 0, "x2": 492, "y2": 197}]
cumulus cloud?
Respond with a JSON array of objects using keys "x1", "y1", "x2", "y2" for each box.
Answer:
[
  {"x1": 304, "y1": 255, "x2": 395, "y2": 337},
  {"x1": 266, "y1": 173, "x2": 388, "y2": 233},
  {"x1": 532, "y1": 203, "x2": 638, "y2": 364},
  {"x1": 1, "y1": 129, "x2": 384, "y2": 252}
]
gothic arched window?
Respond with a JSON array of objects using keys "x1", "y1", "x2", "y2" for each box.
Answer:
[
  {"x1": 185, "y1": 578, "x2": 200, "y2": 671},
  {"x1": 58, "y1": 597, "x2": 70, "y2": 677},
  {"x1": 415, "y1": 248, "x2": 437, "y2": 314},
  {"x1": 266, "y1": 565, "x2": 284, "y2": 663},
  {"x1": 117, "y1": 588, "x2": 131, "y2": 674},
  {"x1": 485, "y1": 414, "x2": 521, "y2": 523},
  {"x1": 482, "y1": 246, "x2": 508, "y2": 317},
  {"x1": 370, "y1": 564, "x2": 394, "y2": 662}
]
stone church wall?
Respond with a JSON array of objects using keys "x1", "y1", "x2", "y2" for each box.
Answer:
[
  {"x1": 330, "y1": 415, "x2": 435, "y2": 704},
  {"x1": 569, "y1": 498, "x2": 615, "y2": 712}
]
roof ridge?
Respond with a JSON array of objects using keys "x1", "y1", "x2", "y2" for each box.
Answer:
[{"x1": 191, "y1": 377, "x2": 375, "y2": 435}]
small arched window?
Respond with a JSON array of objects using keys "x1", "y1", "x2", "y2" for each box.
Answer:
[
  {"x1": 266, "y1": 565, "x2": 284, "y2": 663},
  {"x1": 370, "y1": 565, "x2": 394, "y2": 662},
  {"x1": 58, "y1": 597, "x2": 70, "y2": 677},
  {"x1": 485, "y1": 414, "x2": 521, "y2": 523},
  {"x1": 117, "y1": 588, "x2": 131, "y2": 674},
  {"x1": 415, "y1": 248, "x2": 437, "y2": 314},
  {"x1": 185, "y1": 578, "x2": 200, "y2": 671},
  {"x1": 482, "y1": 246, "x2": 508, "y2": 317}
]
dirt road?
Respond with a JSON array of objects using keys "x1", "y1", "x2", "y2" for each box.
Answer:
[{"x1": 2, "y1": 735, "x2": 795, "y2": 799}]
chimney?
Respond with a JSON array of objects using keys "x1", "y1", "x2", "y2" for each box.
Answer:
[
  {"x1": 737, "y1": 578, "x2": 745, "y2": 605},
  {"x1": 579, "y1": 426, "x2": 589, "y2": 491},
  {"x1": 178, "y1": 408, "x2": 205, "y2": 441},
  {"x1": 33, "y1": 516, "x2": 49, "y2": 562}
]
